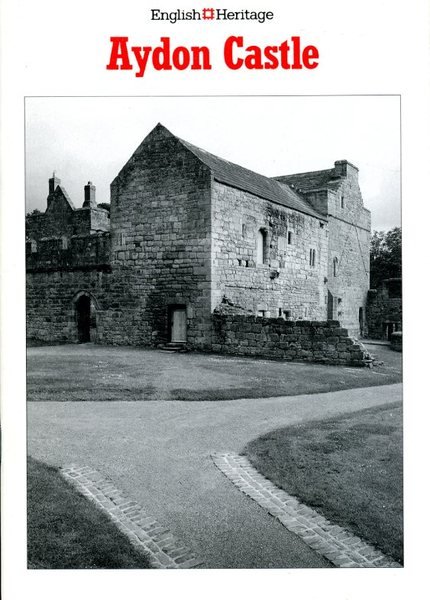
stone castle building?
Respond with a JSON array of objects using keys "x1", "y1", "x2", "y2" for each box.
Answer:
[{"x1": 26, "y1": 123, "x2": 371, "y2": 360}]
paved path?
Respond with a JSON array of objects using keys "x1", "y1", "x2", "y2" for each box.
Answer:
[{"x1": 27, "y1": 383, "x2": 402, "y2": 568}]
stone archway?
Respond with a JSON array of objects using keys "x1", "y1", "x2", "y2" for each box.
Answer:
[{"x1": 73, "y1": 291, "x2": 99, "y2": 343}]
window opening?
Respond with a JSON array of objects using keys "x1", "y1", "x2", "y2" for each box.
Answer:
[
  {"x1": 257, "y1": 229, "x2": 268, "y2": 264},
  {"x1": 333, "y1": 257, "x2": 339, "y2": 277}
]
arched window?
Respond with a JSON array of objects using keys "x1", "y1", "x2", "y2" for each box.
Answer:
[
  {"x1": 333, "y1": 257, "x2": 339, "y2": 277},
  {"x1": 257, "y1": 228, "x2": 268, "y2": 265}
]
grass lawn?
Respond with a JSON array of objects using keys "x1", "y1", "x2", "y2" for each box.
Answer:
[
  {"x1": 27, "y1": 343, "x2": 402, "y2": 402},
  {"x1": 243, "y1": 403, "x2": 403, "y2": 563},
  {"x1": 27, "y1": 457, "x2": 151, "y2": 569}
]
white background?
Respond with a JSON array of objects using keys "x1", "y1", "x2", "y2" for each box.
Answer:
[{"x1": 1, "y1": 1, "x2": 429, "y2": 598}]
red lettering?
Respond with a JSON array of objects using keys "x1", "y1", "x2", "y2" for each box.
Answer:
[
  {"x1": 263, "y1": 46, "x2": 279, "y2": 69},
  {"x1": 291, "y1": 36, "x2": 302, "y2": 69},
  {"x1": 224, "y1": 36, "x2": 244, "y2": 70},
  {"x1": 106, "y1": 37, "x2": 132, "y2": 70},
  {"x1": 153, "y1": 37, "x2": 172, "y2": 71},
  {"x1": 131, "y1": 46, "x2": 151, "y2": 78},
  {"x1": 190, "y1": 46, "x2": 211, "y2": 70},
  {"x1": 244, "y1": 45, "x2": 263, "y2": 69},
  {"x1": 279, "y1": 41, "x2": 291, "y2": 69},
  {"x1": 303, "y1": 45, "x2": 319, "y2": 69},
  {"x1": 172, "y1": 47, "x2": 190, "y2": 70}
]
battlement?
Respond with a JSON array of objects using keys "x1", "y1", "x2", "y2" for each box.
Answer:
[{"x1": 26, "y1": 232, "x2": 111, "y2": 272}]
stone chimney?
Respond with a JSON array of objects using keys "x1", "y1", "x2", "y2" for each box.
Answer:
[
  {"x1": 334, "y1": 160, "x2": 359, "y2": 178},
  {"x1": 83, "y1": 181, "x2": 96, "y2": 208}
]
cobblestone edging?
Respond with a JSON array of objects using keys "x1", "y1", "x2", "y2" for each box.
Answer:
[
  {"x1": 61, "y1": 465, "x2": 203, "y2": 569},
  {"x1": 212, "y1": 452, "x2": 400, "y2": 569}
]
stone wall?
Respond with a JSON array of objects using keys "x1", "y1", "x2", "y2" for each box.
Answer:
[
  {"x1": 210, "y1": 314, "x2": 368, "y2": 366},
  {"x1": 325, "y1": 167, "x2": 371, "y2": 337},
  {"x1": 366, "y1": 279, "x2": 402, "y2": 339},
  {"x1": 211, "y1": 181, "x2": 328, "y2": 320},
  {"x1": 26, "y1": 269, "x2": 111, "y2": 343},
  {"x1": 27, "y1": 201, "x2": 109, "y2": 241},
  {"x1": 276, "y1": 161, "x2": 371, "y2": 336},
  {"x1": 26, "y1": 232, "x2": 110, "y2": 271},
  {"x1": 108, "y1": 123, "x2": 213, "y2": 346}
]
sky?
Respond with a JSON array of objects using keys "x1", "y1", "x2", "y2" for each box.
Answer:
[{"x1": 25, "y1": 96, "x2": 401, "y2": 231}]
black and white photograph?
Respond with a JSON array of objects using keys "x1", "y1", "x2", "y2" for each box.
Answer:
[{"x1": 25, "y1": 95, "x2": 402, "y2": 570}]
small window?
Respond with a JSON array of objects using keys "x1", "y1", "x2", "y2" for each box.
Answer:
[
  {"x1": 117, "y1": 232, "x2": 125, "y2": 246},
  {"x1": 309, "y1": 248, "x2": 316, "y2": 267},
  {"x1": 333, "y1": 257, "x2": 339, "y2": 277},
  {"x1": 257, "y1": 228, "x2": 268, "y2": 264},
  {"x1": 242, "y1": 223, "x2": 247, "y2": 237},
  {"x1": 287, "y1": 231, "x2": 293, "y2": 245},
  {"x1": 257, "y1": 310, "x2": 266, "y2": 318},
  {"x1": 341, "y1": 195, "x2": 345, "y2": 209},
  {"x1": 283, "y1": 310, "x2": 291, "y2": 320},
  {"x1": 61, "y1": 236, "x2": 68, "y2": 250},
  {"x1": 278, "y1": 308, "x2": 282, "y2": 317}
]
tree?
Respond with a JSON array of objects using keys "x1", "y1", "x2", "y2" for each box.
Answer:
[
  {"x1": 370, "y1": 227, "x2": 401, "y2": 289},
  {"x1": 97, "y1": 202, "x2": 110, "y2": 213},
  {"x1": 26, "y1": 208, "x2": 42, "y2": 216}
]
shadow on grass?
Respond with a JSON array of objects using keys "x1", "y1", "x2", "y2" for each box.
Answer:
[
  {"x1": 27, "y1": 457, "x2": 151, "y2": 569},
  {"x1": 243, "y1": 403, "x2": 403, "y2": 564}
]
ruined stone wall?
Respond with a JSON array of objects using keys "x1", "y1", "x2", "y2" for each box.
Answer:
[
  {"x1": 325, "y1": 167, "x2": 371, "y2": 337},
  {"x1": 366, "y1": 284, "x2": 402, "y2": 339},
  {"x1": 26, "y1": 232, "x2": 110, "y2": 271},
  {"x1": 108, "y1": 125, "x2": 213, "y2": 346},
  {"x1": 211, "y1": 181, "x2": 328, "y2": 321},
  {"x1": 210, "y1": 314, "x2": 368, "y2": 366}
]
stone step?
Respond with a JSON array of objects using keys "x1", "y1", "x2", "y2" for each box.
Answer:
[{"x1": 158, "y1": 343, "x2": 188, "y2": 353}]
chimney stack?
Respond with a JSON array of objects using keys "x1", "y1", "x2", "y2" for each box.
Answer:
[
  {"x1": 334, "y1": 160, "x2": 359, "y2": 178},
  {"x1": 83, "y1": 181, "x2": 96, "y2": 208}
]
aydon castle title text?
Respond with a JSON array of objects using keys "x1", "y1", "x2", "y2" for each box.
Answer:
[{"x1": 106, "y1": 36, "x2": 320, "y2": 78}]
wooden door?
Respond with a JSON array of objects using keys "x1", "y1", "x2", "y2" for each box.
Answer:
[{"x1": 171, "y1": 307, "x2": 187, "y2": 342}]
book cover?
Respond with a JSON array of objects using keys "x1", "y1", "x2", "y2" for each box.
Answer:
[{"x1": 1, "y1": 0, "x2": 428, "y2": 598}]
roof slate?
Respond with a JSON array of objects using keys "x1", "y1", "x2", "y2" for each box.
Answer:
[{"x1": 178, "y1": 137, "x2": 326, "y2": 220}]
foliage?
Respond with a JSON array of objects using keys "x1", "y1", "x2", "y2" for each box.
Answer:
[
  {"x1": 97, "y1": 202, "x2": 110, "y2": 212},
  {"x1": 370, "y1": 227, "x2": 401, "y2": 289},
  {"x1": 26, "y1": 208, "x2": 42, "y2": 216}
]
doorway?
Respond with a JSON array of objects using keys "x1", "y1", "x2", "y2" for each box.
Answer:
[
  {"x1": 359, "y1": 307, "x2": 364, "y2": 337},
  {"x1": 169, "y1": 305, "x2": 187, "y2": 343},
  {"x1": 75, "y1": 294, "x2": 91, "y2": 342}
]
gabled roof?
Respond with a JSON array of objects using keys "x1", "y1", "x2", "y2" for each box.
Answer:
[
  {"x1": 45, "y1": 185, "x2": 75, "y2": 213},
  {"x1": 274, "y1": 169, "x2": 343, "y2": 193},
  {"x1": 177, "y1": 136, "x2": 326, "y2": 220}
]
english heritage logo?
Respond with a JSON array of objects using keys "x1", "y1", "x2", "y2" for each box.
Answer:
[{"x1": 150, "y1": 8, "x2": 275, "y2": 24}]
